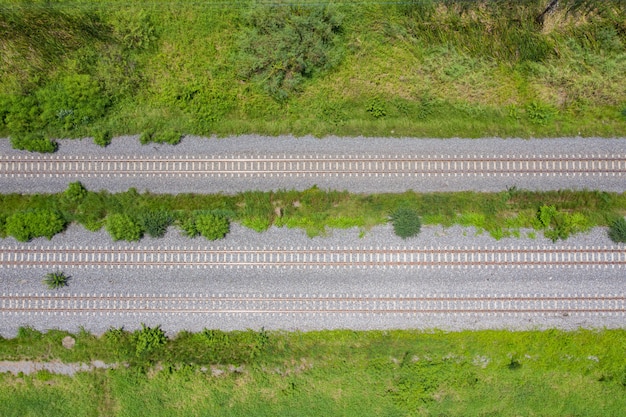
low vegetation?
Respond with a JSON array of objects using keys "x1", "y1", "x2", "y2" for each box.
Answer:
[
  {"x1": 43, "y1": 270, "x2": 69, "y2": 290},
  {"x1": 0, "y1": 327, "x2": 625, "y2": 416},
  {"x1": 0, "y1": 183, "x2": 624, "y2": 242},
  {"x1": 1, "y1": 0, "x2": 625, "y2": 146}
]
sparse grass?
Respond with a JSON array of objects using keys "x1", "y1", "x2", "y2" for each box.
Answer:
[
  {"x1": 1, "y1": 0, "x2": 625, "y2": 143},
  {"x1": 0, "y1": 328, "x2": 625, "y2": 416}
]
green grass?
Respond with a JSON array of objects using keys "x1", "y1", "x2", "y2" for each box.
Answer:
[
  {"x1": 1, "y1": 0, "x2": 625, "y2": 142},
  {"x1": 0, "y1": 328, "x2": 625, "y2": 416},
  {"x1": 1, "y1": 186, "x2": 625, "y2": 241}
]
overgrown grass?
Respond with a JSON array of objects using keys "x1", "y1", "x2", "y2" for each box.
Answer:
[
  {"x1": 1, "y1": 0, "x2": 625, "y2": 144},
  {"x1": 0, "y1": 328, "x2": 625, "y2": 416},
  {"x1": 0, "y1": 185, "x2": 625, "y2": 241}
]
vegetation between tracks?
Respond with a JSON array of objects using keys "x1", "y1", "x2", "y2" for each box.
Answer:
[
  {"x1": 0, "y1": 184, "x2": 625, "y2": 242},
  {"x1": 0, "y1": 327, "x2": 625, "y2": 416},
  {"x1": 1, "y1": 0, "x2": 626, "y2": 145}
]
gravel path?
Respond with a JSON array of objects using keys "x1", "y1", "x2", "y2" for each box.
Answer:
[
  {"x1": 1, "y1": 135, "x2": 626, "y2": 193},
  {"x1": 1, "y1": 223, "x2": 624, "y2": 336}
]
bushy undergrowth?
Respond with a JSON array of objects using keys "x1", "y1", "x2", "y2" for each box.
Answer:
[
  {"x1": 4, "y1": 209, "x2": 66, "y2": 241},
  {"x1": 1, "y1": 0, "x2": 625, "y2": 142},
  {"x1": 10, "y1": 134, "x2": 57, "y2": 153},
  {"x1": 0, "y1": 186, "x2": 621, "y2": 242}
]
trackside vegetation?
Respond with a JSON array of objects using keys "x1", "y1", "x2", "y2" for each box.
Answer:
[
  {"x1": 0, "y1": 183, "x2": 625, "y2": 241},
  {"x1": 1, "y1": 0, "x2": 625, "y2": 145},
  {"x1": 0, "y1": 327, "x2": 625, "y2": 416}
]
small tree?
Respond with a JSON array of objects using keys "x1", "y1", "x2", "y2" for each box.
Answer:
[
  {"x1": 63, "y1": 181, "x2": 88, "y2": 203},
  {"x1": 43, "y1": 270, "x2": 69, "y2": 289},
  {"x1": 390, "y1": 208, "x2": 422, "y2": 239}
]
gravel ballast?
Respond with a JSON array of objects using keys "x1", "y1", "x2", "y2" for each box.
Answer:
[
  {"x1": 1, "y1": 135, "x2": 626, "y2": 193},
  {"x1": 1, "y1": 223, "x2": 624, "y2": 336}
]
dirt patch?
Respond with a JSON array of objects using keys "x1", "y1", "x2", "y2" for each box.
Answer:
[{"x1": 0, "y1": 360, "x2": 117, "y2": 376}]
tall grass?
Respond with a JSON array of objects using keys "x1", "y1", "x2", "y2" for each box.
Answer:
[{"x1": 1, "y1": 0, "x2": 625, "y2": 142}]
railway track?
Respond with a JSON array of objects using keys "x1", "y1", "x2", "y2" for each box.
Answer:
[
  {"x1": 2, "y1": 293, "x2": 624, "y2": 316},
  {"x1": 1, "y1": 154, "x2": 624, "y2": 178},
  {"x1": 1, "y1": 245, "x2": 624, "y2": 269}
]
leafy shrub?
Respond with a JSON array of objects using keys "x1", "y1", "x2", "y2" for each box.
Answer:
[
  {"x1": 10, "y1": 134, "x2": 58, "y2": 153},
  {"x1": 366, "y1": 98, "x2": 387, "y2": 119},
  {"x1": 105, "y1": 213, "x2": 143, "y2": 241},
  {"x1": 390, "y1": 208, "x2": 422, "y2": 239},
  {"x1": 43, "y1": 270, "x2": 69, "y2": 289},
  {"x1": 139, "y1": 130, "x2": 154, "y2": 144},
  {"x1": 526, "y1": 101, "x2": 557, "y2": 126},
  {"x1": 110, "y1": 9, "x2": 157, "y2": 51},
  {"x1": 93, "y1": 130, "x2": 112, "y2": 147},
  {"x1": 152, "y1": 129, "x2": 182, "y2": 145},
  {"x1": 534, "y1": 204, "x2": 590, "y2": 242},
  {"x1": 63, "y1": 181, "x2": 88, "y2": 203},
  {"x1": 5, "y1": 209, "x2": 66, "y2": 241},
  {"x1": 238, "y1": 2, "x2": 344, "y2": 100},
  {"x1": 179, "y1": 214, "x2": 199, "y2": 238},
  {"x1": 36, "y1": 74, "x2": 109, "y2": 130},
  {"x1": 138, "y1": 210, "x2": 173, "y2": 238},
  {"x1": 195, "y1": 212, "x2": 230, "y2": 240},
  {"x1": 608, "y1": 217, "x2": 626, "y2": 243},
  {"x1": 134, "y1": 324, "x2": 167, "y2": 357}
]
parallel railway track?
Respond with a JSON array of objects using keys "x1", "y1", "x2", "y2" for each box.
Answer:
[
  {"x1": 1, "y1": 154, "x2": 624, "y2": 178},
  {"x1": 1, "y1": 245, "x2": 625, "y2": 269},
  {"x1": 2, "y1": 293, "x2": 624, "y2": 316}
]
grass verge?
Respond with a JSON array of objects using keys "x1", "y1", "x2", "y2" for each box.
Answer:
[{"x1": 0, "y1": 327, "x2": 625, "y2": 416}]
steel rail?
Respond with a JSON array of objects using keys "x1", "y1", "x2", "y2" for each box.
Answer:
[
  {"x1": 1, "y1": 245, "x2": 624, "y2": 269},
  {"x1": 2, "y1": 293, "x2": 624, "y2": 316},
  {"x1": 1, "y1": 154, "x2": 624, "y2": 177}
]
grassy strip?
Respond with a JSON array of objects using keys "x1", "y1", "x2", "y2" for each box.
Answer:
[
  {"x1": 0, "y1": 185, "x2": 625, "y2": 241},
  {"x1": 1, "y1": 0, "x2": 625, "y2": 142},
  {"x1": 0, "y1": 327, "x2": 625, "y2": 416}
]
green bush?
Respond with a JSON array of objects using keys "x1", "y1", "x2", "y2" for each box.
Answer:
[
  {"x1": 534, "y1": 204, "x2": 590, "y2": 242},
  {"x1": 105, "y1": 213, "x2": 143, "y2": 241},
  {"x1": 608, "y1": 217, "x2": 626, "y2": 243},
  {"x1": 63, "y1": 181, "x2": 88, "y2": 203},
  {"x1": 195, "y1": 212, "x2": 230, "y2": 241},
  {"x1": 35, "y1": 74, "x2": 109, "y2": 130},
  {"x1": 134, "y1": 324, "x2": 167, "y2": 357},
  {"x1": 10, "y1": 134, "x2": 58, "y2": 153},
  {"x1": 43, "y1": 270, "x2": 69, "y2": 289},
  {"x1": 366, "y1": 98, "x2": 387, "y2": 119},
  {"x1": 139, "y1": 130, "x2": 154, "y2": 144},
  {"x1": 138, "y1": 210, "x2": 173, "y2": 238},
  {"x1": 5, "y1": 209, "x2": 66, "y2": 241},
  {"x1": 179, "y1": 214, "x2": 199, "y2": 238},
  {"x1": 152, "y1": 129, "x2": 182, "y2": 145},
  {"x1": 390, "y1": 208, "x2": 422, "y2": 239},
  {"x1": 93, "y1": 130, "x2": 112, "y2": 147},
  {"x1": 238, "y1": 2, "x2": 344, "y2": 101}
]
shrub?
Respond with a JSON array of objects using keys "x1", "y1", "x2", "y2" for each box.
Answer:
[
  {"x1": 63, "y1": 181, "x2": 88, "y2": 203},
  {"x1": 10, "y1": 134, "x2": 58, "y2": 153},
  {"x1": 238, "y1": 2, "x2": 344, "y2": 101},
  {"x1": 366, "y1": 98, "x2": 387, "y2": 119},
  {"x1": 134, "y1": 324, "x2": 167, "y2": 357},
  {"x1": 152, "y1": 129, "x2": 182, "y2": 145},
  {"x1": 139, "y1": 130, "x2": 154, "y2": 144},
  {"x1": 105, "y1": 213, "x2": 143, "y2": 241},
  {"x1": 43, "y1": 270, "x2": 69, "y2": 289},
  {"x1": 138, "y1": 210, "x2": 173, "y2": 238},
  {"x1": 93, "y1": 130, "x2": 112, "y2": 147},
  {"x1": 390, "y1": 208, "x2": 422, "y2": 239},
  {"x1": 608, "y1": 217, "x2": 626, "y2": 243},
  {"x1": 534, "y1": 204, "x2": 590, "y2": 242},
  {"x1": 195, "y1": 212, "x2": 230, "y2": 240},
  {"x1": 179, "y1": 215, "x2": 199, "y2": 238},
  {"x1": 36, "y1": 74, "x2": 109, "y2": 130},
  {"x1": 5, "y1": 209, "x2": 66, "y2": 241}
]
